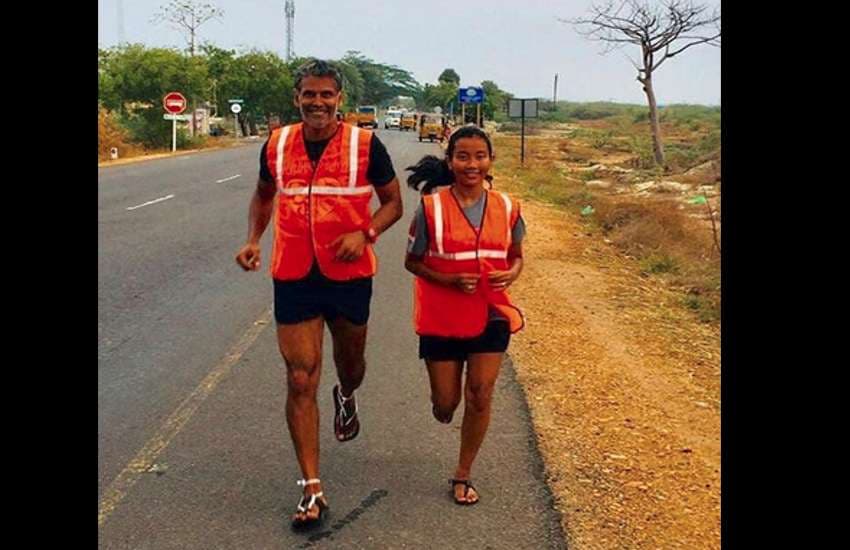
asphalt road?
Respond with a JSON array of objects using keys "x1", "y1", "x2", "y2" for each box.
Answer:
[{"x1": 98, "y1": 130, "x2": 567, "y2": 549}]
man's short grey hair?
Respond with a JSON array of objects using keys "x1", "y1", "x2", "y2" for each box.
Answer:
[{"x1": 294, "y1": 59, "x2": 343, "y2": 92}]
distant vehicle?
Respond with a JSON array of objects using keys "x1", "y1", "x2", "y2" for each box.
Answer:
[
  {"x1": 419, "y1": 114, "x2": 446, "y2": 143},
  {"x1": 384, "y1": 109, "x2": 402, "y2": 129},
  {"x1": 400, "y1": 112, "x2": 417, "y2": 131},
  {"x1": 356, "y1": 105, "x2": 378, "y2": 129},
  {"x1": 343, "y1": 112, "x2": 359, "y2": 125}
]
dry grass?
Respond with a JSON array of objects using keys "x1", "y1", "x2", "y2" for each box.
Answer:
[
  {"x1": 98, "y1": 108, "x2": 147, "y2": 161},
  {"x1": 98, "y1": 107, "x2": 243, "y2": 163},
  {"x1": 491, "y1": 114, "x2": 720, "y2": 323}
]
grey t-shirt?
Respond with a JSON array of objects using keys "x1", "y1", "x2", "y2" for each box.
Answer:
[{"x1": 406, "y1": 191, "x2": 526, "y2": 256}]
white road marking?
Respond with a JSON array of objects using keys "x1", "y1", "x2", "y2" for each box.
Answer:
[
  {"x1": 216, "y1": 174, "x2": 242, "y2": 184},
  {"x1": 98, "y1": 309, "x2": 273, "y2": 527},
  {"x1": 126, "y1": 194, "x2": 175, "y2": 211}
]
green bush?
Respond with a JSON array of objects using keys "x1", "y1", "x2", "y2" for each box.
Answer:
[{"x1": 640, "y1": 253, "x2": 679, "y2": 274}]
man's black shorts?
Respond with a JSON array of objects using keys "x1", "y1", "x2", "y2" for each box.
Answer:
[
  {"x1": 273, "y1": 263, "x2": 372, "y2": 326},
  {"x1": 418, "y1": 319, "x2": 511, "y2": 361}
]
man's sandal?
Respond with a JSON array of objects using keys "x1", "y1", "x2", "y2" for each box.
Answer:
[
  {"x1": 333, "y1": 385, "x2": 360, "y2": 442},
  {"x1": 449, "y1": 478, "x2": 480, "y2": 506},
  {"x1": 291, "y1": 478, "x2": 328, "y2": 530}
]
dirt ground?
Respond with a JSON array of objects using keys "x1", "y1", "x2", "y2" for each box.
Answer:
[{"x1": 500, "y1": 187, "x2": 720, "y2": 548}]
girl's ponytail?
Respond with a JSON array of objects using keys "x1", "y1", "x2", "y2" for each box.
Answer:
[{"x1": 406, "y1": 155, "x2": 454, "y2": 195}]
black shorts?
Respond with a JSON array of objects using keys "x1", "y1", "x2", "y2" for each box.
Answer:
[
  {"x1": 273, "y1": 263, "x2": 372, "y2": 326},
  {"x1": 418, "y1": 319, "x2": 511, "y2": 361}
]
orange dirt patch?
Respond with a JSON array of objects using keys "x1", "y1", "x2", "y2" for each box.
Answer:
[{"x1": 503, "y1": 192, "x2": 720, "y2": 548}]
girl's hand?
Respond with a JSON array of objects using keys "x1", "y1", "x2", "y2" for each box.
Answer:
[
  {"x1": 451, "y1": 273, "x2": 481, "y2": 294},
  {"x1": 487, "y1": 269, "x2": 518, "y2": 292}
]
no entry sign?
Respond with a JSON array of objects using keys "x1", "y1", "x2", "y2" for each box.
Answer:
[{"x1": 163, "y1": 92, "x2": 187, "y2": 114}]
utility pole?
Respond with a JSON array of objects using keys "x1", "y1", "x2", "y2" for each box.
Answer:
[
  {"x1": 285, "y1": 0, "x2": 295, "y2": 61},
  {"x1": 117, "y1": 0, "x2": 125, "y2": 44},
  {"x1": 553, "y1": 73, "x2": 558, "y2": 105}
]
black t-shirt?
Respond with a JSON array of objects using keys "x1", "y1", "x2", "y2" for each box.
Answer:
[{"x1": 259, "y1": 128, "x2": 396, "y2": 186}]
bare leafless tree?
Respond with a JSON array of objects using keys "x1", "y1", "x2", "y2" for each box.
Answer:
[
  {"x1": 564, "y1": 1, "x2": 720, "y2": 167},
  {"x1": 151, "y1": 1, "x2": 224, "y2": 57}
]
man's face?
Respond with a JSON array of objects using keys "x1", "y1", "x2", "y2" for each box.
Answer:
[{"x1": 294, "y1": 75, "x2": 342, "y2": 132}]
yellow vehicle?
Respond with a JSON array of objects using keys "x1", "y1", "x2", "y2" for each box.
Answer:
[
  {"x1": 400, "y1": 112, "x2": 417, "y2": 131},
  {"x1": 418, "y1": 114, "x2": 445, "y2": 143},
  {"x1": 356, "y1": 105, "x2": 378, "y2": 128},
  {"x1": 343, "y1": 111, "x2": 359, "y2": 125}
]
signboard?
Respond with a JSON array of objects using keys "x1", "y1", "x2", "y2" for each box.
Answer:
[
  {"x1": 508, "y1": 98, "x2": 538, "y2": 118},
  {"x1": 230, "y1": 103, "x2": 242, "y2": 114},
  {"x1": 227, "y1": 99, "x2": 244, "y2": 104},
  {"x1": 507, "y1": 98, "x2": 539, "y2": 166},
  {"x1": 458, "y1": 87, "x2": 484, "y2": 104},
  {"x1": 163, "y1": 114, "x2": 192, "y2": 121},
  {"x1": 163, "y1": 92, "x2": 187, "y2": 114}
]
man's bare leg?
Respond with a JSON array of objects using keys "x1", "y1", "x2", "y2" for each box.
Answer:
[
  {"x1": 326, "y1": 316, "x2": 367, "y2": 397},
  {"x1": 277, "y1": 316, "x2": 326, "y2": 522}
]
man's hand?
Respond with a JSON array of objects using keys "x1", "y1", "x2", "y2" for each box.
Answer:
[
  {"x1": 236, "y1": 243, "x2": 262, "y2": 271},
  {"x1": 451, "y1": 273, "x2": 481, "y2": 294},
  {"x1": 487, "y1": 268, "x2": 519, "y2": 292},
  {"x1": 331, "y1": 230, "x2": 368, "y2": 262}
]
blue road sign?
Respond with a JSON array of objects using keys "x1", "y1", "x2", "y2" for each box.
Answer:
[{"x1": 459, "y1": 87, "x2": 484, "y2": 104}]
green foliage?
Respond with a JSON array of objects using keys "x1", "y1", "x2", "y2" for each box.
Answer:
[
  {"x1": 438, "y1": 68, "x2": 461, "y2": 85},
  {"x1": 97, "y1": 44, "x2": 209, "y2": 116},
  {"x1": 341, "y1": 51, "x2": 422, "y2": 107},
  {"x1": 423, "y1": 81, "x2": 458, "y2": 112},
  {"x1": 480, "y1": 80, "x2": 512, "y2": 120}
]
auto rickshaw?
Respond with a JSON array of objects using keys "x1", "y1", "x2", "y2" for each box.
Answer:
[
  {"x1": 419, "y1": 114, "x2": 445, "y2": 143},
  {"x1": 343, "y1": 111, "x2": 359, "y2": 125},
  {"x1": 400, "y1": 112, "x2": 416, "y2": 131}
]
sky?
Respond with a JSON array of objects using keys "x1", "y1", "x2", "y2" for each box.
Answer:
[{"x1": 98, "y1": 0, "x2": 721, "y2": 106}]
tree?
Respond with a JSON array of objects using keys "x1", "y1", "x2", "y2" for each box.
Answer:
[
  {"x1": 98, "y1": 44, "x2": 209, "y2": 146},
  {"x1": 341, "y1": 51, "x2": 422, "y2": 106},
  {"x1": 152, "y1": 1, "x2": 224, "y2": 57},
  {"x1": 480, "y1": 80, "x2": 512, "y2": 121},
  {"x1": 215, "y1": 50, "x2": 296, "y2": 130},
  {"x1": 333, "y1": 59, "x2": 365, "y2": 111},
  {"x1": 423, "y1": 81, "x2": 457, "y2": 113},
  {"x1": 566, "y1": 0, "x2": 720, "y2": 166},
  {"x1": 438, "y1": 68, "x2": 461, "y2": 86}
]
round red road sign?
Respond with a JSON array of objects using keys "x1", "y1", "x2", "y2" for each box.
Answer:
[{"x1": 163, "y1": 92, "x2": 187, "y2": 114}]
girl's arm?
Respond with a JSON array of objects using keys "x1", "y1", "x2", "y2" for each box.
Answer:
[{"x1": 405, "y1": 254, "x2": 480, "y2": 294}]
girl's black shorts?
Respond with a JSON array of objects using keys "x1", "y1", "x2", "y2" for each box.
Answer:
[{"x1": 418, "y1": 319, "x2": 510, "y2": 361}]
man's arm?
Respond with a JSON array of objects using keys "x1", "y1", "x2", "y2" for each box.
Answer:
[
  {"x1": 332, "y1": 178, "x2": 403, "y2": 262},
  {"x1": 235, "y1": 178, "x2": 277, "y2": 271},
  {"x1": 371, "y1": 177, "x2": 403, "y2": 235}
]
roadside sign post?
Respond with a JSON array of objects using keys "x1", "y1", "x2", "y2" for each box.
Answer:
[
  {"x1": 459, "y1": 87, "x2": 484, "y2": 126},
  {"x1": 163, "y1": 92, "x2": 188, "y2": 152},
  {"x1": 508, "y1": 98, "x2": 539, "y2": 166},
  {"x1": 229, "y1": 99, "x2": 244, "y2": 138}
]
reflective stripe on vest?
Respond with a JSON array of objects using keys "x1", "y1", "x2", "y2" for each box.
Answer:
[
  {"x1": 274, "y1": 125, "x2": 290, "y2": 193},
  {"x1": 425, "y1": 249, "x2": 509, "y2": 261}
]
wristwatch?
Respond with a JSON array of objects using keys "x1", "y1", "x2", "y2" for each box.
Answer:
[{"x1": 363, "y1": 226, "x2": 378, "y2": 243}]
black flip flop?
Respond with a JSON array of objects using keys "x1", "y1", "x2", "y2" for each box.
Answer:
[{"x1": 449, "y1": 478, "x2": 480, "y2": 506}]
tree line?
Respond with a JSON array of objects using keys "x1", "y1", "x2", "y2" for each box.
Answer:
[{"x1": 98, "y1": 44, "x2": 513, "y2": 148}]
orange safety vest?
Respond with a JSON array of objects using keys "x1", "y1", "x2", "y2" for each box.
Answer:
[
  {"x1": 413, "y1": 187, "x2": 524, "y2": 338},
  {"x1": 266, "y1": 122, "x2": 376, "y2": 281}
]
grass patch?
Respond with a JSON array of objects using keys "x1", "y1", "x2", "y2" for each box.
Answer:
[
  {"x1": 493, "y1": 127, "x2": 720, "y2": 324},
  {"x1": 640, "y1": 253, "x2": 679, "y2": 275}
]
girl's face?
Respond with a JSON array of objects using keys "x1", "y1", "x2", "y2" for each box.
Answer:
[{"x1": 449, "y1": 137, "x2": 492, "y2": 189}]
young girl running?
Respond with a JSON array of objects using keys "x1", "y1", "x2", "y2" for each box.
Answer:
[{"x1": 405, "y1": 126, "x2": 526, "y2": 505}]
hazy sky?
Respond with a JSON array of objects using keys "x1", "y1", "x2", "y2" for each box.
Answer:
[{"x1": 98, "y1": 0, "x2": 721, "y2": 105}]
